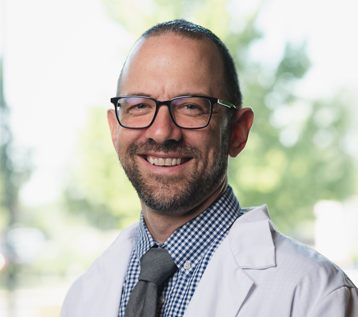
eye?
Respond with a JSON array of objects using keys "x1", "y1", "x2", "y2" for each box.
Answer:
[
  {"x1": 175, "y1": 102, "x2": 207, "y2": 116},
  {"x1": 133, "y1": 103, "x2": 148, "y2": 109},
  {"x1": 185, "y1": 104, "x2": 199, "y2": 110},
  {"x1": 119, "y1": 97, "x2": 155, "y2": 116},
  {"x1": 171, "y1": 97, "x2": 211, "y2": 119},
  {"x1": 126, "y1": 102, "x2": 153, "y2": 114}
]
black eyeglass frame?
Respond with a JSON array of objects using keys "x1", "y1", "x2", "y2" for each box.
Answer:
[{"x1": 110, "y1": 95, "x2": 237, "y2": 130}]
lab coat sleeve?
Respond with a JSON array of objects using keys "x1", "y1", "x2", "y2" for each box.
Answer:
[
  {"x1": 309, "y1": 285, "x2": 358, "y2": 317},
  {"x1": 60, "y1": 275, "x2": 84, "y2": 317}
]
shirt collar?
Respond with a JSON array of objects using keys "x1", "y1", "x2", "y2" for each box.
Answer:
[{"x1": 135, "y1": 186, "x2": 241, "y2": 276}]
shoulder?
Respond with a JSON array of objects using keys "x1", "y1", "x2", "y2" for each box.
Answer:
[
  {"x1": 271, "y1": 231, "x2": 358, "y2": 315},
  {"x1": 60, "y1": 273, "x2": 85, "y2": 317},
  {"x1": 82, "y1": 221, "x2": 139, "y2": 275},
  {"x1": 234, "y1": 205, "x2": 345, "y2": 270},
  {"x1": 273, "y1": 230, "x2": 356, "y2": 290},
  {"x1": 233, "y1": 205, "x2": 354, "y2": 288},
  {"x1": 60, "y1": 222, "x2": 139, "y2": 317},
  {"x1": 226, "y1": 205, "x2": 358, "y2": 315},
  {"x1": 102, "y1": 222, "x2": 139, "y2": 253}
]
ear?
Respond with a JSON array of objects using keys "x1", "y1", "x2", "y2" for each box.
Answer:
[
  {"x1": 228, "y1": 107, "x2": 254, "y2": 158},
  {"x1": 107, "y1": 109, "x2": 119, "y2": 149}
]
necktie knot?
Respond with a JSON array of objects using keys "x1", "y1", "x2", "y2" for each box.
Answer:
[{"x1": 139, "y1": 248, "x2": 177, "y2": 285}]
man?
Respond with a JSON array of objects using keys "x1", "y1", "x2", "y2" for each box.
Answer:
[{"x1": 61, "y1": 20, "x2": 358, "y2": 317}]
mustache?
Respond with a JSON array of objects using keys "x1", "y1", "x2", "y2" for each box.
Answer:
[{"x1": 127, "y1": 139, "x2": 202, "y2": 158}]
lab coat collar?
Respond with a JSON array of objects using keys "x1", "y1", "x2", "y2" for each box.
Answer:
[
  {"x1": 184, "y1": 204, "x2": 276, "y2": 317},
  {"x1": 232, "y1": 204, "x2": 277, "y2": 269}
]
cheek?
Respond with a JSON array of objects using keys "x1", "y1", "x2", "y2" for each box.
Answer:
[
  {"x1": 117, "y1": 128, "x2": 142, "y2": 144},
  {"x1": 204, "y1": 119, "x2": 229, "y2": 149},
  {"x1": 207, "y1": 123, "x2": 230, "y2": 158},
  {"x1": 190, "y1": 129, "x2": 224, "y2": 160},
  {"x1": 116, "y1": 129, "x2": 140, "y2": 156}
]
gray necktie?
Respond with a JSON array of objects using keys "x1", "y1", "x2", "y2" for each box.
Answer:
[{"x1": 124, "y1": 247, "x2": 177, "y2": 317}]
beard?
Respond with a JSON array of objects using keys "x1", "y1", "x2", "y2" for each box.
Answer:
[{"x1": 117, "y1": 136, "x2": 229, "y2": 214}]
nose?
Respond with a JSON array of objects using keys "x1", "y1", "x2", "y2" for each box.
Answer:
[{"x1": 145, "y1": 105, "x2": 183, "y2": 144}]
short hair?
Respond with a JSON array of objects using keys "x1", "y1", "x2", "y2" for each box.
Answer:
[{"x1": 119, "y1": 19, "x2": 242, "y2": 112}]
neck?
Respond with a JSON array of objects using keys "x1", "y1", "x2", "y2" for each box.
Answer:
[{"x1": 141, "y1": 180, "x2": 228, "y2": 243}]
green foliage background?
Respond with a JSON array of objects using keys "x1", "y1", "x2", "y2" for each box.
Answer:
[{"x1": 63, "y1": 0, "x2": 358, "y2": 237}]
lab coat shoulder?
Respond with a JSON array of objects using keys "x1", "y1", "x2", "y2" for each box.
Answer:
[
  {"x1": 271, "y1": 230, "x2": 358, "y2": 316},
  {"x1": 185, "y1": 204, "x2": 358, "y2": 317},
  {"x1": 60, "y1": 222, "x2": 139, "y2": 317},
  {"x1": 60, "y1": 272, "x2": 84, "y2": 317}
]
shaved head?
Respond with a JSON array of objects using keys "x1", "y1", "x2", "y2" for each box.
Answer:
[{"x1": 117, "y1": 19, "x2": 242, "y2": 113}]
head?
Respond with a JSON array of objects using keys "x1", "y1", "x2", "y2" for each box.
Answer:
[
  {"x1": 108, "y1": 20, "x2": 253, "y2": 216},
  {"x1": 117, "y1": 20, "x2": 242, "y2": 116}
]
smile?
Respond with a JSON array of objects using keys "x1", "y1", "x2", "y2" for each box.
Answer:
[{"x1": 146, "y1": 156, "x2": 188, "y2": 166}]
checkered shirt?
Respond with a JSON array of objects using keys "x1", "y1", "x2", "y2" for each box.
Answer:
[{"x1": 118, "y1": 186, "x2": 242, "y2": 317}]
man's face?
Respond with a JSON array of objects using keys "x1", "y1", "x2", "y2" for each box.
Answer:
[{"x1": 109, "y1": 35, "x2": 232, "y2": 215}]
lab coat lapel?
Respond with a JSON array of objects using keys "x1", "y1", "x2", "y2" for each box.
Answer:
[
  {"x1": 184, "y1": 205, "x2": 276, "y2": 317},
  {"x1": 231, "y1": 205, "x2": 276, "y2": 269},
  {"x1": 184, "y1": 234, "x2": 254, "y2": 317},
  {"x1": 83, "y1": 224, "x2": 138, "y2": 317}
]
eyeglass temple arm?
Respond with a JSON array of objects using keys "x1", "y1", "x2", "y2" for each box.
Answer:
[{"x1": 217, "y1": 99, "x2": 237, "y2": 109}]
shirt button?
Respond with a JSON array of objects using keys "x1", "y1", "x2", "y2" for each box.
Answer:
[
  {"x1": 184, "y1": 261, "x2": 191, "y2": 270},
  {"x1": 158, "y1": 296, "x2": 165, "y2": 304}
]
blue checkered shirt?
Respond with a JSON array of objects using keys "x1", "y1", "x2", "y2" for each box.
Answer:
[{"x1": 118, "y1": 186, "x2": 242, "y2": 317}]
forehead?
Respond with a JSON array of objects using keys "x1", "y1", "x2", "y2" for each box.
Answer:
[{"x1": 118, "y1": 34, "x2": 225, "y2": 98}]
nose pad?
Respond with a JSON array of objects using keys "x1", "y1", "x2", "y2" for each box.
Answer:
[{"x1": 145, "y1": 105, "x2": 182, "y2": 143}]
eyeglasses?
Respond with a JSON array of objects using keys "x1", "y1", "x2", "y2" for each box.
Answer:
[{"x1": 110, "y1": 95, "x2": 237, "y2": 129}]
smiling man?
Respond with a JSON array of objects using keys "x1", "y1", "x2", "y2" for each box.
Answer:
[{"x1": 60, "y1": 20, "x2": 357, "y2": 317}]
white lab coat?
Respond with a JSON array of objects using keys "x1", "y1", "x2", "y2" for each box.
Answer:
[{"x1": 60, "y1": 205, "x2": 358, "y2": 317}]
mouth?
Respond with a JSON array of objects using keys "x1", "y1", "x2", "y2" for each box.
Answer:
[{"x1": 145, "y1": 155, "x2": 190, "y2": 166}]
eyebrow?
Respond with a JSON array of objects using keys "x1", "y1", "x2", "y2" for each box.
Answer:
[
  {"x1": 125, "y1": 92, "x2": 152, "y2": 97},
  {"x1": 123, "y1": 92, "x2": 214, "y2": 99}
]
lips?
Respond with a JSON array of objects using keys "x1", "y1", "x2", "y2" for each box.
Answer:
[{"x1": 146, "y1": 156, "x2": 188, "y2": 166}]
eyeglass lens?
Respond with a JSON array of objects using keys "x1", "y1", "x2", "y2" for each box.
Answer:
[{"x1": 116, "y1": 97, "x2": 211, "y2": 128}]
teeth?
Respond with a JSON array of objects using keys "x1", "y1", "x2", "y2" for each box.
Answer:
[{"x1": 147, "y1": 156, "x2": 185, "y2": 166}]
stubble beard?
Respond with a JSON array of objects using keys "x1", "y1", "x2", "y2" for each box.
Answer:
[{"x1": 117, "y1": 137, "x2": 229, "y2": 214}]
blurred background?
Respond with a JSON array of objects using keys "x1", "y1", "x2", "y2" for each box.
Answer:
[{"x1": 1, "y1": 0, "x2": 358, "y2": 316}]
